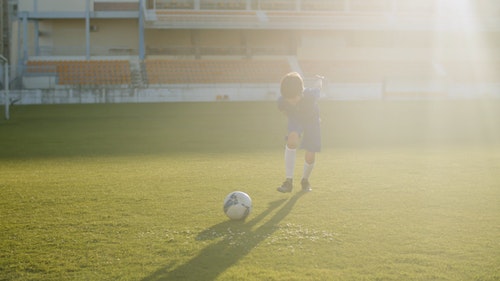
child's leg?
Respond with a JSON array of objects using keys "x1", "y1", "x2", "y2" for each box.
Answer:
[
  {"x1": 303, "y1": 151, "x2": 315, "y2": 180},
  {"x1": 300, "y1": 122, "x2": 320, "y2": 190},
  {"x1": 300, "y1": 151, "x2": 315, "y2": 192},
  {"x1": 278, "y1": 131, "x2": 300, "y2": 193},
  {"x1": 285, "y1": 131, "x2": 300, "y2": 179}
]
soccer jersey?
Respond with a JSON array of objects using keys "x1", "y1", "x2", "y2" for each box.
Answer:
[{"x1": 277, "y1": 87, "x2": 321, "y2": 152}]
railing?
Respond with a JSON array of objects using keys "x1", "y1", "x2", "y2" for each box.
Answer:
[
  {"x1": 146, "y1": 0, "x2": 437, "y2": 13},
  {"x1": 38, "y1": 46, "x2": 138, "y2": 57},
  {"x1": 145, "y1": 46, "x2": 292, "y2": 56}
]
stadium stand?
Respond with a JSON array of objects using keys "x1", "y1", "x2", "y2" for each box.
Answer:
[
  {"x1": 144, "y1": 59, "x2": 290, "y2": 84},
  {"x1": 153, "y1": 9, "x2": 261, "y2": 27},
  {"x1": 299, "y1": 61, "x2": 441, "y2": 83},
  {"x1": 444, "y1": 62, "x2": 500, "y2": 83},
  {"x1": 26, "y1": 60, "x2": 132, "y2": 86},
  {"x1": 264, "y1": 11, "x2": 389, "y2": 28},
  {"x1": 7, "y1": 0, "x2": 500, "y2": 102},
  {"x1": 200, "y1": 0, "x2": 246, "y2": 10},
  {"x1": 94, "y1": 2, "x2": 139, "y2": 11}
]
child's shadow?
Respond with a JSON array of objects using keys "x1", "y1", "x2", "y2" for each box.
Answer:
[{"x1": 142, "y1": 192, "x2": 305, "y2": 281}]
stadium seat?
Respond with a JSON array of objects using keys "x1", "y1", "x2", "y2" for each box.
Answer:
[
  {"x1": 26, "y1": 60, "x2": 132, "y2": 86},
  {"x1": 444, "y1": 62, "x2": 500, "y2": 83},
  {"x1": 144, "y1": 59, "x2": 290, "y2": 84},
  {"x1": 299, "y1": 60, "x2": 438, "y2": 83}
]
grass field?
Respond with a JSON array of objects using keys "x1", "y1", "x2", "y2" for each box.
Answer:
[{"x1": 1, "y1": 100, "x2": 499, "y2": 280}]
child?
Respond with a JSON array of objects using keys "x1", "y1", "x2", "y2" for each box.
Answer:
[{"x1": 277, "y1": 72, "x2": 322, "y2": 193}]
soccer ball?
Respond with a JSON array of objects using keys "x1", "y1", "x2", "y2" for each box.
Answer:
[{"x1": 223, "y1": 191, "x2": 252, "y2": 220}]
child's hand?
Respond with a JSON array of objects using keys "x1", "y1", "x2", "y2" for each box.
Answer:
[{"x1": 314, "y1": 75, "x2": 324, "y2": 90}]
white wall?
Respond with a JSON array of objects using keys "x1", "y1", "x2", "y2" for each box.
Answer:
[{"x1": 5, "y1": 82, "x2": 500, "y2": 105}]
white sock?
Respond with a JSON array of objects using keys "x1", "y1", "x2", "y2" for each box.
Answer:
[
  {"x1": 284, "y1": 145, "x2": 296, "y2": 179},
  {"x1": 303, "y1": 162, "x2": 314, "y2": 180}
]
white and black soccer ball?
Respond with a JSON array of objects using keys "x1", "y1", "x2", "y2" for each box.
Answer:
[{"x1": 223, "y1": 191, "x2": 252, "y2": 220}]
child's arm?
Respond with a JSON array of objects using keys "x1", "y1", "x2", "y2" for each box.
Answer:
[
  {"x1": 314, "y1": 75, "x2": 324, "y2": 91},
  {"x1": 304, "y1": 87, "x2": 321, "y2": 100},
  {"x1": 303, "y1": 75, "x2": 324, "y2": 100},
  {"x1": 277, "y1": 96, "x2": 288, "y2": 113}
]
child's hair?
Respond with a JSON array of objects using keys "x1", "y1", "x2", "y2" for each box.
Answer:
[{"x1": 280, "y1": 72, "x2": 304, "y2": 99}]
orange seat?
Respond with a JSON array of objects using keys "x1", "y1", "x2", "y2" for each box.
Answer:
[
  {"x1": 144, "y1": 59, "x2": 290, "y2": 84},
  {"x1": 26, "y1": 60, "x2": 132, "y2": 86}
]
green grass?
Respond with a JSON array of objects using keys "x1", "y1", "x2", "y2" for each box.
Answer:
[{"x1": 1, "y1": 101, "x2": 499, "y2": 280}]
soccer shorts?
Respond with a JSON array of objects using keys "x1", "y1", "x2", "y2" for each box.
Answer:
[{"x1": 287, "y1": 118, "x2": 321, "y2": 152}]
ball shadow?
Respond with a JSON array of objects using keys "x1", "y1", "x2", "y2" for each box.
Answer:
[{"x1": 142, "y1": 192, "x2": 305, "y2": 281}]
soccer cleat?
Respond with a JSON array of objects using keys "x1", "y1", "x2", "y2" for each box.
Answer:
[
  {"x1": 301, "y1": 178, "x2": 312, "y2": 192},
  {"x1": 277, "y1": 179, "x2": 293, "y2": 193}
]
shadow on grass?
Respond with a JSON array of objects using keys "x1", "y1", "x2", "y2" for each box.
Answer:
[{"x1": 142, "y1": 192, "x2": 305, "y2": 281}]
